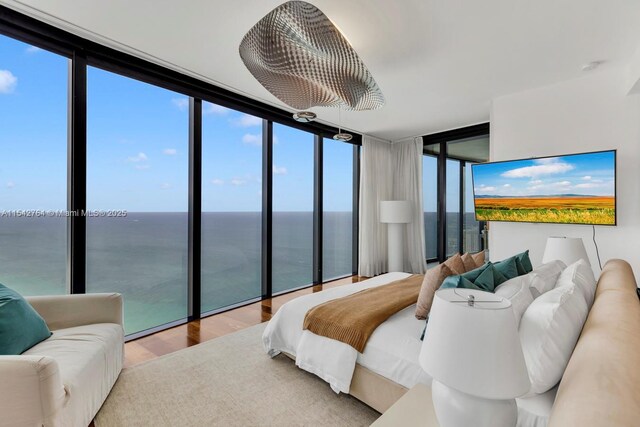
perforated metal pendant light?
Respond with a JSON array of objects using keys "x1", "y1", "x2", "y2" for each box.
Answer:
[{"x1": 239, "y1": 1, "x2": 385, "y2": 111}]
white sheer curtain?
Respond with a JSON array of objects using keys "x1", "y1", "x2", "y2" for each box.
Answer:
[
  {"x1": 358, "y1": 136, "x2": 393, "y2": 277},
  {"x1": 392, "y1": 137, "x2": 426, "y2": 274},
  {"x1": 358, "y1": 135, "x2": 426, "y2": 276}
]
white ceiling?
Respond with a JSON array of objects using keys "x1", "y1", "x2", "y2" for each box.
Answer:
[{"x1": 3, "y1": 0, "x2": 640, "y2": 140}]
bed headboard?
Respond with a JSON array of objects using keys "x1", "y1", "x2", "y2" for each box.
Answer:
[{"x1": 548, "y1": 259, "x2": 640, "y2": 426}]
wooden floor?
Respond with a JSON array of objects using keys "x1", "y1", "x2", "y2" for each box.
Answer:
[{"x1": 124, "y1": 275, "x2": 367, "y2": 368}]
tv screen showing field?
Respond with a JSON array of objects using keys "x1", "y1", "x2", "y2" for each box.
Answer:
[{"x1": 471, "y1": 150, "x2": 616, "y2": 225}]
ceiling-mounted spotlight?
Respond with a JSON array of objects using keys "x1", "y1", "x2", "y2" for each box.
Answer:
[
  {"x1": 333, "y1": 133, "x2": 353, "y2": 142},
  {"x1": 293, "y1": 111, "x2": 317, "y2": 122}
]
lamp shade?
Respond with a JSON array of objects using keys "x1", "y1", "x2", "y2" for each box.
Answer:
[
  {"x1": 379, "y1": 200, "x2": 412, "y2": 224},
  {"x1": 419, "y1": 289, "x2": 531, "y2": 400},
  {"x1": 542, "y1": 237, "x2": 590, "y2": 266}
]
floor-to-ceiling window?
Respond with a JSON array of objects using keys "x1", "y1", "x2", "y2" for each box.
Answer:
[
  {"x1": 323, "y1": 138, "x2": 354, "y2": 280},
  {"x1": 272, "y1": 124, "x2": 315, "y2": 293},
  {"x1": 445, "y1": 159, "x2": 461, "y2": 256},
  {"x1": 201, "y1": 105, "x2": 262, "y2": 313},
  {"x1": 0, "y1": 35, "x2": 68, "y2": 296},
  {"x1": 422, "y1": 126, "x2": 489, "y2": 262},
  {"x1": 86, "y1": 68, "x2": 189, "y2": 335},
  {"x1": 0, "y1": 12, "x2": 360, "y2": 340},
  {"x1": 422, "y1": 155, "x2": 438, "y2": 260}
]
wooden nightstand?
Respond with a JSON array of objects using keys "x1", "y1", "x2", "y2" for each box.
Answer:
[{"x1": 371, "y1": 383, "x2": 440, "y2": 426}]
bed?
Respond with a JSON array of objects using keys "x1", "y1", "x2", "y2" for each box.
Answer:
[
  {"x1": 263, "y1": 272, "x2": 430, "y2": 412},
  {"x1": 263, "y1": 259, "x2": 640, "y2": 426}
]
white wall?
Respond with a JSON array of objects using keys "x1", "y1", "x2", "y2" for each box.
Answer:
[{"x1": 489, "y1": 67, "x2": 640, "y2": 277}]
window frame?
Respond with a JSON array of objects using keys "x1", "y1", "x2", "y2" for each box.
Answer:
[
  {"x1": 0, "y1": 6, "x2": 360, "y2": 340},
  {"x1": 422, "y1": 123, "x2": 489, "y2": 263}
]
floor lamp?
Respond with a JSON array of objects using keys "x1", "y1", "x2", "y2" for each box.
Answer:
[{"x1": 380, "y1": 200, "x2": 412, "y2": 272}]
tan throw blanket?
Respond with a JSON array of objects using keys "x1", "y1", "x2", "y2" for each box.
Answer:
[{"x1": 302, "y1": 274, "x2": 424, "y2": 353}]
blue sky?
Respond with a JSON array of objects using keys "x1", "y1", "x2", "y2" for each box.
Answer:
[
  {"x1": 0, "y1": 35, "x2": 353, "y2": 212},
  {"x1": 471, "y1": 151, "x2": 615, "y2": 197}
]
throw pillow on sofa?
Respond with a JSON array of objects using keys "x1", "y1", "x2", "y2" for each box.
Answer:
[
  {"x1": 519, "y1": 280, "x2": 589, "y2": 396},
  {"x1": 0, "y1": 283, "x2": 52, "y2": 355}
]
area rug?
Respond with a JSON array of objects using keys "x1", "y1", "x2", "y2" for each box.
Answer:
[{"x1": 95, "y1": 323, "x2": 380, "y2": 426}]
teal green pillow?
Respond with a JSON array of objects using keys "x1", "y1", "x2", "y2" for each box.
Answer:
[
  {"x1": 440, "y1": 275, "x2": 484, "y2": 291},
  {"x1": 473, "y1": 264, "x2": 497, "y2": 292},
  {"x1": 493, "y1": 257, "x2": 519, "y2": 280},
  {"x1": 0, "y1": 284, "x2": 51, "y2": 355},
  {"x1": 516, "y1": 250, "x2": 533, "y2": 273},
  {"x1": 493, "y1": 266, "x2": 508, "y2": 287},
  {"x1": 441, "y1": 263, "x2": 489, "y2": 289}
]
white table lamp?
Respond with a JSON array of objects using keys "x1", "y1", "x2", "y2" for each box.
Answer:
[
  {"x1": 542, "y1": 236, "x2": 590, "y2": 267},
  {"x1": 420, "y1": 288, "x2": 530, "y2": 427},
  {"x1": 379, "y1": 200, "x2": 412, "y2": 272}
]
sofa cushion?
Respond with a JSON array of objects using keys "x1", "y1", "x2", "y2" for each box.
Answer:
[
  {"x1": 23, "y1": 323, "x2": 124, "y2": 426},
  {"x1": 0, "y1": 283, "x2": 51, "y2": 355}
]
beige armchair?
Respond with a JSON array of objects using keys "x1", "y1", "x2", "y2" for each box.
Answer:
[{"x1": 0, "y1": 293, "x2": 124, "y2": 427}]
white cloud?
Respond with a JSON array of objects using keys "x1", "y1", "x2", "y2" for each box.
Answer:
[
  {"x1": 273, "y1": 165, "x2": 287, "y2": 175},
  {"x1": 475, "y1": 185, "x2": 497, "y2": 194},
  {"x1": 574, "y1": 182, "x2": 604, "y2": 189},
  {"x1": 25, "y1": 46, "x2": 41, "y2": 54},
  {"x1": 242, "y1": 133, "x2": 262, "y2": 146},
  {"x1": 582, "y1": 176, "x2": 592, "y2": 180},
  {"x1": 501, "y1": 162, "x2": 574, "y2": 179},
  {"x1": 163, "y1": 148, "x2": 177, "y2": 155},
  {"x1": 530, "y1": 179, "x2": 543, "y2": 185},
  {"x1": 135, "y1": 165, "x2": 151, "y2": 170},
  {"x1": 127, "y1": 152, "x2": 148, "y2": 162},
  {"x1": 551, "y1": 181, "x2": 571, "y2": 187},
  {"x1": 172, "y1": 98, "x2": 189, "y2": 111},
  {"x1": 503, "y1": 184, "x2": 510, "y2": 187},
  {"x1": 161, "y1": 183, "x2": 171, "y2": 189},
  {"x1": 211, "y1": 179, "x2": 224, "y2": 186},
  {"x1": 0, "y1": 70, "x2": 17, "y2": 94},
  {"x1": 203, "y1": 102, "x2": 230, "y2": 116},
  {"x1": 233, "y1": 114, "x2": 262, "y2": 127},
  {"x1": 533, "y1": 158, "x2": 558, "y2": 165},
  {"x1": 231, "y1": 178, "x2": 247, "y2": 186},
  {"x1": 6, "y1": 181, "x2": 15, "y2": 189},
  {"x1": 273, "y1": 135, "x2": 279, "y2": 145}
]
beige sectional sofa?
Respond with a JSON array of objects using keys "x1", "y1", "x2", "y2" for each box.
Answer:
[
  {"x1": 548, "y1": 259, "x2": 640, "y2": 426},
  {"x1": 0, "y1": 293, "x2": 124, "y2": 427}
]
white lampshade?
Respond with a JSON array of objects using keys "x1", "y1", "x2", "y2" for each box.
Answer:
[
  {"x1": 542, "y1": 236, "x2": 590, "y2": 266},
  {"x1": 420, "y1": 289, "x2": 531, "y2": 400},
  {"x1": 379, "y1": 200, "x2": 412, "y2": 224}
]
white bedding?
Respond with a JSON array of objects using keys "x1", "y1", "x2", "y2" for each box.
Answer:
[{"x1": 262, "y1": 272, "x2": 432, "y2": 393}]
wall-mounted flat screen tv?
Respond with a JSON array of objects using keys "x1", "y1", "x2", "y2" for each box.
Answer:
[{"x1": 471, "y1": 150, "x2": 616, "y2": 225}]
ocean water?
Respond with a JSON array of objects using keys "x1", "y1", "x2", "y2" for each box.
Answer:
[{"x1": 0, "y1": 212, "x2": 353, "y2": 335}]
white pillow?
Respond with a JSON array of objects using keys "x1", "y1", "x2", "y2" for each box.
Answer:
[
  {"x1": 494, "y1": 274, "x2": 534, "y2": 329},
  {"x1": 554, "y1": 259, "x2": 597, "y2": 308},
  {"x1": 529, "y1": 260, "x2": 567, "y2": 298},
  {"x1": 519, "y1": 282, "x2": 589, "y2": 396}
]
